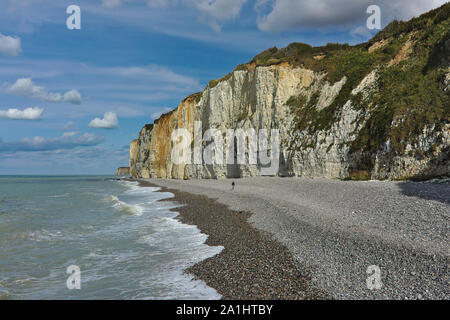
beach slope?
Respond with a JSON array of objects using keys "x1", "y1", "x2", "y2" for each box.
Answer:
[{"x1": 142, "y1": 177, "x2": 449, "y2": 300}]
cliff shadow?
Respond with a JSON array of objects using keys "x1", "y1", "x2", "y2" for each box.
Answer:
[
  {"x1": 397, "y1": 147, "x2": 450, "y2": 206},
  {"x1": 205, "y1": 164, "x2": 218, "y2": 179},
  {"x1": 226, "y1": 164, "x2": 241, "y2": 178},
  {"x1": 277, "y1": 152, "x2": 292, "y2": 177},
  {"x1": 397, "y1": 180, "x2": 450, "y2": 206},
  {"x1": 226, "y1": 136, "x2": 241, "y2": 178},
  {"x1": 422, "y1": 30, "x2": 449, "y2": 74}
]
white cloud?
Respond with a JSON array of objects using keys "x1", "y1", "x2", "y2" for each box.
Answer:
[
  {"x1": 254, "y1": 0, "x2": 270, "y2": 11},
  {"x1": 84, "y1": 64, "x2": 201, "y2": 90},
  {"x1": 62, "y1": 89, "x2": 82, "y2": 104},
  {"x1": 146, "y1": 0, "x2": 179, "y2": 8},
  {"x1": 0, "y1": 106, "x2": 43, "y2": 120},
  {"x1": 0, "y1": 132, "x2": 104, "y2": 152},
  {"x1": 102, "y1": 0, "x2": 123, "y2": 9},
  {"x1": 5, "y1": 78, "x2": 82, "y2": 104},
  {"x1": 101, "y1": 0, "x2": 247, "y2": 31},
  {"x1": 89, "y1": 112, "x2": 119, "y2": 129},
  {"x1": 151, "y1": 107, "x2": 172, "y2": 119},
  {"x1": 102, "y1": 0, "x2": 179, "y2": 9},
  {"x1": 6, "y1": 0, "x2": 34, "y2": 9},
  {"x1": 190, "y1": 0, "x2": 247, "y2": 22},
  {"x1": 256, "y1": 0, "x2": 448, "y2": 32},
  {"x1": 6, "y1": 78, "x2": 61, "y2": 101},
  {"x1": 350, "y1": 25, "x2": 377, "y2": 39},
  {"x1": 61, "y1": 121, "x2": 76, "y2": 131},
  {"x1": 188, "y1": 0, "x2": 247, "y2": 31},
  {"x1": 62, "y1": 131, "x2": 79, "y2": 137},
  {"x1": 0, "y1": 33, "x2": 21, "y2": 56}
]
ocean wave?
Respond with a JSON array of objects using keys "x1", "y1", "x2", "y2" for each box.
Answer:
[
  {"x1": 137, "y1": 216, "x2": 224, "y2": 259},
  {"x1": 0, "y1": 176, "x2": 222, "y2": 300},
  {"x1": 48, "y1": 193, "x2": 70, "y2": 198},
  {"x1": 118, "y1": 180, "x2": 162, "y2": 194},
  {"x1": 118, "y1": 181, "x2": 140, "y2": 190},
  {"x1": 109, "y1": 195, "x2": 144, "y2": 216},
  {"x1": 13, "y1": 277, "x2": 38, "y2": 285},
  {"x1": 24, "y1": 229, "x2": 63, "y2": 242}
]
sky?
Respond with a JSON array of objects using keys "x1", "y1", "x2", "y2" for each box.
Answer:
[{"x1": 0, "y1": 0, "x2": 446, "y2": 174}]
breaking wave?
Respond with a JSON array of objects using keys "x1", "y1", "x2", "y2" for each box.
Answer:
[{"x1": 109, "y1": 195, "x2": 144, "y2": 216}]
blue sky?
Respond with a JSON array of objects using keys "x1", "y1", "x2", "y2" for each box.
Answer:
[{"x1": 0, "y1": 0, "x2": 446, "y2": 174}]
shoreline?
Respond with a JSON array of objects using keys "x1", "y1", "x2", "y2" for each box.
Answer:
[
  {"x1": 135, "y1": 177, "x2": 449, "y2": 299},
  {"x1": 137, "y1": 179, "x2": 327, "y2": 300}
]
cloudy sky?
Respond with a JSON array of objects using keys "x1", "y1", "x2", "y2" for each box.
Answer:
[{"x1": 0, "y1": 0, "x2": 446, "y2": 174}]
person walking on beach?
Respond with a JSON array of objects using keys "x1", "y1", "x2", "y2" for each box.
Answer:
[{"x1": 231, "y1": 181, "x2": 235, "y2": 191}]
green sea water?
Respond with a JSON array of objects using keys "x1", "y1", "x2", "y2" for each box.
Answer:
[{"x1": 0, "y1": 176, "x2": 222, "y2": 300}]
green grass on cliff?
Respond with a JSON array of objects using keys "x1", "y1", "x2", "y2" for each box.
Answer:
[
  {"x1": 285, "y1": 42, "x2": 399, "y2": 134},
  {"x1": 285, "y1": 3, "x2": 449, "y2": 161},
  {"x1": 351, "y1": 15, "x2": 449, "y2": 155},
  {"x1": 157, "y1": 3, "x2": 448, "y2": 172}
]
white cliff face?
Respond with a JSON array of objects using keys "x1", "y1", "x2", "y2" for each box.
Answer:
[
  {"x1": 316, "y1": 76, "x2": 347, "y2": 111},
  {"x1": 288, "y1": 100, "x2": 368, "y2": 178},
  {"x1": 130, "y1": 63, "x2": 449, "y2": 180},
  {"x1": 116, "y1": 167, "x2": 130, "y2": 176},
  {"x1": 371, "y1": 123, "x2": 450, "y2": 180},
  {"x1": 193, "y1": 64, "x2": 316, "y2": 178},
  {"x1": 445, "y1": 69, "x2": 450, "y2": 91},
  {"x1": 351, "y1": 69, "x2": 378, "y2": 99}
]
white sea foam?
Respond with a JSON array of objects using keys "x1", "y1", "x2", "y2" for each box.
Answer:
[
  {"x1": 119, "y1": 180, "x2": 166, "y2": 196},
  {"x1": 14, "y1": 277, "x2": 37, "y2": 285},
  {"x1": 25, "y1": 229, "x2": 63, "y2": 242},
  {"x1": 118, "y1": 182, "x2": 224, "y2": 299},
  {"x1": 47, "y1": 193, "x2": 70, "y2": 198},
  {"x1": 1, "y1": 176, "x2": 222, "y2": 300},
  {"x1": 109, "y1": 194, "x2": 144, "y2": 216}
]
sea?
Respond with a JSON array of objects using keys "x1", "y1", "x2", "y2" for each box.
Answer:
[{"x1": 0, "y1": 176, "x2": 223, "y2": 300}]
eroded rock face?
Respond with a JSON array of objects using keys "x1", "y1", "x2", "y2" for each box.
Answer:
[
  {"x1": 129, "y1": 5, "x2": 449, "y2": 180},
  {"x1": 129, "y1": 62, "x2": 449, "y2": 180}
]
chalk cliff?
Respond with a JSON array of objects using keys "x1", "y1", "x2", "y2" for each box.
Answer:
[
  {"x1": 116, "y1": 167, "x2": 130, "y2": 176},
  {"x1": 130, "y1": 4, "x2": 449, "y2": 180}
]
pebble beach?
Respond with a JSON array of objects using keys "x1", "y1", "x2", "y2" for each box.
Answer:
[{"x1": 139, "y1": 177, "x2": 449, "y2": 300}]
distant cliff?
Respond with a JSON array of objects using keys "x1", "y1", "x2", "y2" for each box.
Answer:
[
  {"x1": 130, "y1": 4, "x2": 449, "y2": 180},
  {"x1": 116, "y1": 167, "x2": 130, "y2": 176}
]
